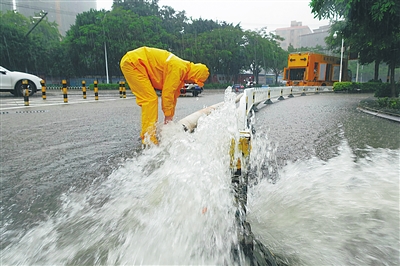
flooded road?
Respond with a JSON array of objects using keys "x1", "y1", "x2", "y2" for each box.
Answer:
[
  {"x1": 1, "y1": 90, "x2": 399, "y2": 265},
  {"x1": 248, "y1": 93, "x2": 399, "y2": 265}
]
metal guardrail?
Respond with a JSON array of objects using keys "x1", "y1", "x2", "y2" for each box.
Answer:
[
  {"x1": 180, "y1": 85, "x2": 336, "y2": 265},
  {"x1": 236, "y1": 86, "x2": 333, "y2": 133}
]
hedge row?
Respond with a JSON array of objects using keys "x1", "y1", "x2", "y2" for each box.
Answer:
[
  {"x1": 333, "y1": 81, "x2": 399, "y2": 97},
  {"x1": 377, "y1": 97, "x2": 400, "y2": 110}
]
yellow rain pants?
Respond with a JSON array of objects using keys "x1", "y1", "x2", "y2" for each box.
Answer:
[{"x1": 120, "y1": 47, "x2": 209, "y2": 145}]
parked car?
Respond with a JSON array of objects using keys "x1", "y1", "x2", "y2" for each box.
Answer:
[
  {"x1": 232, "y1": 84, "x2": 244, "y2": 92},
  {"x1": 180, "y1": 83, "x2": 203, "y2": 97},
  {"x1": 0, "y1": 66, "x2": 42, "y2": 96}
]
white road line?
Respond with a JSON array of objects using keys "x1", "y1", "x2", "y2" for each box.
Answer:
[{"x1": 0, "y1": 97, "x2": 134, "y2": 111}]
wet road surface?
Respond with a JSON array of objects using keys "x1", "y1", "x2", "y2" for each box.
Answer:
[
  {"x1": 0, "y1": 90, "x2": 224, "y2": 242},
  {"x1": 1, "y1": 89, "x2": 398, "y2": 252}
]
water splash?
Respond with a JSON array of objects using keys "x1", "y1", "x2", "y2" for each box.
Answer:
[
  {"x1": 248, "y1": 141, "x2": 400, "y2": 265},
  {"x1": 1, "y1": 90, "x2": 247, "y2": 265}
]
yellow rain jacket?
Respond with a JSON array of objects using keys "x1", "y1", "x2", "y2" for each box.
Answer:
[{"x1": 120, "y1": 46, "x2": 209, "y2": 144}]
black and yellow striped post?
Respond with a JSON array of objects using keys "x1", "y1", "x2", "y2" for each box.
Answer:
[
  {"x1": 252, "y1": 91, "x2": 259, "y2": 112},
  {"x1": 62, "y1": 79, "x2": 68, "y2": 103},
  {"x1": 122, "y1": 81, "x2": 126, "y2": 98},
  {"x1": 264, "y1": 90, "x2": 273, "y2": 104},
  {"x1": 230, "y1": 136, "x2": 251, "y2": 214},
  {"x1": 41, "y1": 80, "x2": 46, "y2": 100},
  {"x1": 301, "y1": 87, "x2": 306, "y2": 96},
  {"x1": 82, "y1": 80, "x2": 87, "y2": 99},
  {"x1": 278, "y1": 88, "x2": 285, "y2": 100},
  {"x1": 315, "y1": 86, "x2": 319, "y2": 94},
  {"x1": 288, "y1": 87, "x2": 294, "y2": 98},
  {"x1": 94, "y1": 80, "x2": 99, "y2": 100},
  {"x1": 119, "y1": 81, "x2": 123, "y2": 98},
  {"x1": 23, "y1": 80, "x2": 29, "y2": 106}
]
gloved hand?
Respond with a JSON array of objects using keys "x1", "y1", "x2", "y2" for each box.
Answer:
[{"x1": 164, "y1": 115, "x2": 173, "y2": 124}]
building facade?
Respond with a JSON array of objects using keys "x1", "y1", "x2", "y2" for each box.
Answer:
[
  {"x1": 275, "y1": 21, "x2": 312, "y2": 50},
  {"x1": 2, "y1": 0, "x2": 96, "y2": 35},
  {"x1": 299, "y1": 25, "x2": 330, "y2": 49},
  {"x1": 274, "y1": 21, "x2": 331, "y2": 51}
]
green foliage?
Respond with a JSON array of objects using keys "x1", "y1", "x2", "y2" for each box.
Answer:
[
  {"x1": 374, "y1": 83, "x2": 400, "y2": 97},
  {"x1": 376, "y1": 97, "x2": 400, "y2": 110},
  {"x1": 203, "y1": 83, "x2": 232, "y2": 89},
  {"x1": 0, "y1": 10, "x2": 60, "y2": 75},
  {"x1": 333, "y1": 82, "x2": 354, "y2": 92},
  {"x1": 1, "y1": 1, "x2": 288, "y2": 84},
  {"x1": 333, "y1": 81, "x2": 400, "y2": 96},
  {"x1": 88, "y1": 83, "x2": 121, "y2": 90},
  {"x1": 310, "y1": 0, "x2": 400, "y2": 97}
]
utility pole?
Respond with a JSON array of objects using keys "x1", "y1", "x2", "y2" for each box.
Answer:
[{"x1": 25, "y1": 11, "x2": 48, "y2": 37}]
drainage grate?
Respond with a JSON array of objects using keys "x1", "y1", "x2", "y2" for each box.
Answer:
[{"x1": 15, "y1": 110, "x2": 49, "y2": 114}]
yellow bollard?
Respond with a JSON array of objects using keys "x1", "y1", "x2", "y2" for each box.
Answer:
[
  {"x1": 122, "y1": 81, "x2": 126, "y2": 98},
  {"x1": 62, "y1": 79, "x2": 68, "y2": 103},
  {"x1": 94, "y1": 80, "x2": 99, "y2": 100},
  {"x1": 278, "y1": 88, "x2": 285, "y2": 100},
  {"x1": 119, "y1": 81, "x2": 123, "y2": 98},
  {"x1": 230, "y1": 136, "x2": 251, "y2": 213},
  {"x1": 23, "y1": 80, "x2": 29, "y2": 106},
  {"x1": 288, "y1": 87, "x2": 294, "y2": 98},
  {"x1": 82, "y1": 80, "x2": 87, "y2": 99},
  {"x1": 41, "y1": 80, "x2": 46, "y2": 100},
  {"x1": 264, "y1": 90, "x2": 273, "y2": 104}
]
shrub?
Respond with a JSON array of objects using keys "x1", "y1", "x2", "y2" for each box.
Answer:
[
  {"x1": 377, "y1": 97, "x2": 400, "y2": 110},
  {"x1": 333, "y1": 82, "x2": 359, "y2": 92},
  {"x1": 203, "y1": 83, "x2": 232, "y2": 89},
  {"x1": 334, "y1": 81, "x2": 398, "y2": 95},
  {"x1": 374, "y1": 83, "x2": 399, "y2": 97},
  {"x1": 88, "y1": 83, "x2": 122, "y2": 90}
]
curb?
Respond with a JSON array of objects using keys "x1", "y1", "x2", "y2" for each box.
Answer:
[{"x1": 357, "y1": 106, "x2": 400, "y2": 123}]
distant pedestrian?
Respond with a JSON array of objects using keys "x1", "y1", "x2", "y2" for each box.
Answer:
[{"x1": 120, "y1": 46, "x2": 209, "y2": 145}]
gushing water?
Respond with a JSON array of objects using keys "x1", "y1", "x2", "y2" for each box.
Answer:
[
  {"x1": 248, "y1": 141, "x2": 400, "y2": 265},
  {"x1": 1, "y1": 90, "x2": 245, "y2": 265},
  {"x1": 2, "y1": 89, "x2": 399, "y2": 265}
]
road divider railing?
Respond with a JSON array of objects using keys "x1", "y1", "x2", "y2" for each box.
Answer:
[
  {"x1": 236, "y1": 85, "x2": 332, "y2": 133},
  {"x1": 31, "y1": 80, "x2": 132, "y2": 103},
  {"x1": 178, "y1": 85, "x2": 332, "y2": 265}
]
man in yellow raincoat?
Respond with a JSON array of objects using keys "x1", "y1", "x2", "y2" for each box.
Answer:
[{"x1": 120, "y1": 46, "x2": 209, "y2": 145}]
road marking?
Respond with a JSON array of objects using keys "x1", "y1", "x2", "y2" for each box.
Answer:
[{"x1": 0, "y1": 97, "x2": 134, "y2": 111}]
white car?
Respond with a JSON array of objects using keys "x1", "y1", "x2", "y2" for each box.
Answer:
[{"x1": 0, "y1": 66, "x2": 42, "y2": 96}]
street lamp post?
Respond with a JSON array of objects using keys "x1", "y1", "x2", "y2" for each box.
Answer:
[
  {"x1": 104, "y1": 41, "x2": 109, "y2": 84},
  {"x1": 103, "y1": 14, "x2": 109, "y2": 84},
  {"x1": 339, "y1": 37, "x2": 344, "y2": 82},
  {"x1": 334, "y1": 32, "x2": 344, "y2": 82}
]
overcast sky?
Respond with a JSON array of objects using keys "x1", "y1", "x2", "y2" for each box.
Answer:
[{"x1": 97, "y1": 0, "x2": 331, "y2": 32}]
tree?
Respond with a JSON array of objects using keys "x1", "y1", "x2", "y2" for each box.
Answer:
[
  {"x1": 0, "y1": 10, "x2": 61, "y2": 76},
  {"x1": 187, "y1": 25, "x2": 246, "y2": 81},
  {"x1": 64, "y1": 8, "x2": 169, "y2": 78},
  {"x1": 242, "y1": 29, "x2": 285, "y2": 85},
  {"x1": 112, "y1": 0, "x2": 160, "y2": 16},
  {"x1": 267, "y1": 33, "x2": 288, "y2": 84},
  {"x1": 310, "y1": 0, "x2": 400, "y2": 97}
]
